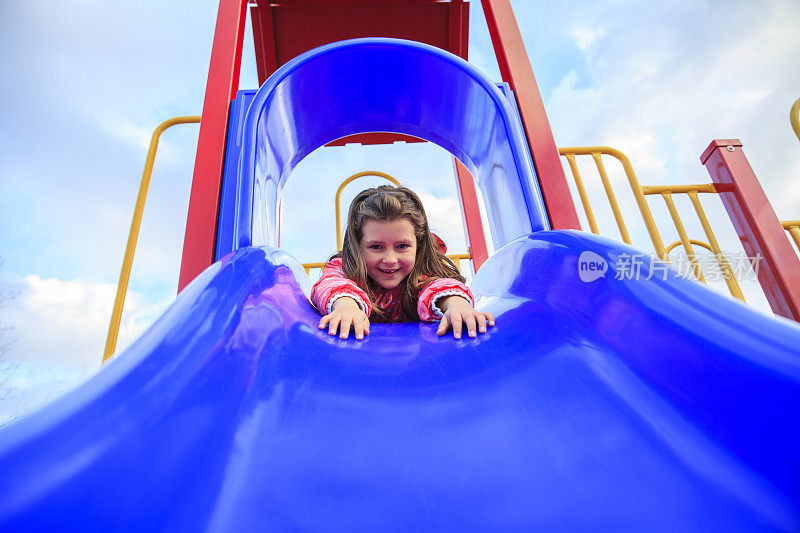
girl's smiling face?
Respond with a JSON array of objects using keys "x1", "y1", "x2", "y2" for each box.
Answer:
[{"x1": 360, "y1": 218, "x2": 417, "y2": 289}]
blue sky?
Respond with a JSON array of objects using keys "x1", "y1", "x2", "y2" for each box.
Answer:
[{"x1": 1, "y1": 0, "x2": 799, "y2": 422}]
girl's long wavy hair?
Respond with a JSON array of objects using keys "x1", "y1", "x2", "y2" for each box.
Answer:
[{"x1": 339, "y1": 185, "x2": 465, "y2": 322}]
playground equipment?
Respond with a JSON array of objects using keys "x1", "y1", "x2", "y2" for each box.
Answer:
[{"x1": 1, "y1": 1, "x2": 799, "y2": 530}]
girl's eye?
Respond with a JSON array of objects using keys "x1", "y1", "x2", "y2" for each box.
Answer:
[
  {"x1": 397, "y1": 243, "x2": 409, "y2": 250},
  {"x1": 369, "y1": 244, "x2": 383, "y2": 250}
]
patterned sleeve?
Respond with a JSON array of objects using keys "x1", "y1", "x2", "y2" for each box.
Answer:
[
  {"x1": 310, "y1": 257, "x2": 372, "y2": 317},
  {"x1": 417, "y1": 278, "x2": 474, "y2": 322}
]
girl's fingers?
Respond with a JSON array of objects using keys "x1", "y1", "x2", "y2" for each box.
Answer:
[
  {"x1": 475, "y1": 312, "x2": 487, "y2": 334},
  {"x1": 328, "y1": 315, "x2": 341, "y2": 336},
  {"x1": 484, "y1": 312, "x2": 495, "y2": 326},
  {"x1": 464, "y1": 312, "x2": 477, "y2": 338},
  {"x1": 437, "y1": 315, "x2": 450, "y2": 336},
  {"x1": 450, "y1": 312, "x2": 463, "y2": 339},
  {"x1": 339, "y1": 316, "x2": 353, "y2": 339},
  {"x1": 353, "y1": 318, "x2": 364, "y2": 340},
  {"x1": 319, "y1": 315, "x2": 330, "y2": 329},
  {"x1": 363, "y1": 318, "x2": 370, "y2": 336}
]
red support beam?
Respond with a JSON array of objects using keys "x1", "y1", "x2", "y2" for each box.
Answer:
[
  {"x1": 448, "y1": 0, "x2": 469, "y2": 60},
  {"x1": 700, "y1": 139, "x2": 800, "y2": 321},
  {"x1": 480, "y1": 0, "x2": 580, "y2": 231},
  {"x1": 250, "y1": 4, "x2": 278, "y2": 85},
  {"x1": 453, "y1": 158, "x2": 490, "y2": 271},
  {"x1": 178, "y1": 0, "x2": 248, "y2": 292}
]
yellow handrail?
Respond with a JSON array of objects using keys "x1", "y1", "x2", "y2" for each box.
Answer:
[
  {"x1": 791, "y1": 97, "x2": 800, "y2": 143},
  {"x1": 303, "y1": 262, "x2": 327, "y2": 275},
  {"x1": 659, "y1": 191, "x2": 705, "y2": 282},
  {"x1": 782, "y1": 220, "x2": 800, "y2": 252},
  {"x1": 559, "y1": 146, "x2": 666, "y2": 258},
  {"x1": 641, "y1": 184, "x2": 717, "y2": 194},
  {"x1": 103, "y1": 116, "x2": 201, "y2": 362},
  {"x1": 334, "y1": 171, "x2": 401, "y2": 250},
  {"x1": 559, "y1": 148, "x2": 751, "y2": 302},
  {"x1": 663, "y1": 238, "x2": 745, "y2": 301},
  {"x1": 638, "y1": 183, "x2": 745, "y2": 294},
  {"x1": 665, "y1": 238, "x2": 713, "y2": 256},
  {"x1": 305, "y1": 170, "x2": 472, "y2": 276}
]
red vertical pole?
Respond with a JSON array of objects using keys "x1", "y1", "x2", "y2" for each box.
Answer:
[
  {"x1": 701, "y1": 139, "x2": 800, "y2": 321},
  {"x1": 178, "y1": 0, "x2": 247, "y2": 292},
  {"x1": 453, "y1": 158, "x2": 490, "y2": 271},
  {"x1": 480, "y1": 0, "x2": 580, "y2": 231}
]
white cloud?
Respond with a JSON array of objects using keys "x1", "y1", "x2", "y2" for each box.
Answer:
[
  {"x1": 567, "y1": 25, "x2": 607, "y2": 51},
  {"x1": 543, "y1": 0, "x2": 800, "y2": 221},
  {"x1": 102, "y1": 120, "x2": 154, "y2": 152},
  {"x1": 0, "y1": 272, "x2": 172, "y2": 425},
  {"x1": 418, "y1": 191, "x2": 469, "y2": 253},
  {"x1": 0, "y1": 274, "x2": 170, "y2": 368}
]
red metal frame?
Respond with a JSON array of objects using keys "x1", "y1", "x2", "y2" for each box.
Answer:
[
  {"x1": 453, "y1": 158, "x2": 489, "y2": 271},
  {"x1": 179, "y1": 0, "x2": 578, "y2": 289},
  {"x1": 701, "y1": 139, "x2": 800, "y2": 321},
  {"x1": 251, "y1": 0, "x2": 468, "y2": 147},
  {"x1": 481, "y1": 0, "x2": 580, "y2": 231},
  {"x1": 178, "y1": 0, "x2": 248, "y2": 292},
  {"x1": 251, "y1": 1, "x2": 468, "y2": 85}
]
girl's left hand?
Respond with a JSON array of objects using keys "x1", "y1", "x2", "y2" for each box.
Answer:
[{"x1": 436, "y1": 295, "x2": 495, "y2": 339}]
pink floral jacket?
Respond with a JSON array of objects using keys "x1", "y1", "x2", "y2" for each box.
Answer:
[{"x1": 310, "y1": 257, "x2": 473, "y2": 322}]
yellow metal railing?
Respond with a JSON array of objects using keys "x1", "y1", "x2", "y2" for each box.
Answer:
[
  {"x1": 103, "y1": 116, "x2": 201, "y2": 362},
  {"x1": 783, "y1": 220, "x2": 800, "y2": 252},
  {"x1": 782, "y1": 98, "x2": 800, "y2": 254},
  {"x1": 559, "y1": 147, "x2": 666, "y2": 258},
  {"x1": 304, "y1": 170, "x2": 472, "y2": 277},
  {"x1": 334, "y1": 171, "x2": 401, "y2": 250},
  {"x1": 559, "y1": 147, "x2": 748, "y2": 300}
]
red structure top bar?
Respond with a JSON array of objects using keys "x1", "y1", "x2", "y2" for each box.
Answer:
[{"x1": 251, "y1": 1, "x2": 468, "y2": 85}]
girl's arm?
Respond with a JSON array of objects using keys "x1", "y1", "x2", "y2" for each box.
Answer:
[
  {"x1": 418, "y1": 278, "x2": 494, "y2": 339},
  {"x1": 311, "y1": 258, "x2": 371, "y2": 339},
  {"x1": 311, "y1": 257, "x2": 372, "y2": 317}
]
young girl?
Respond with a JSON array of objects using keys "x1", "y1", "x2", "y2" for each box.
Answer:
[{"x1": 311, "y1": 185, "x2": 495, "y2": 340}]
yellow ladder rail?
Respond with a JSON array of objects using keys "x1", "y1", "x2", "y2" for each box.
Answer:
[
  {"x1": 559, "y1": 147, "x2": 751, "y2": 302},
  {"x1": 103, "y1": 116, "x2": 201, "y2": 362},
  {"x1": 305, "y1": 170, "x2": 472, "y2": 275},
  {"x1": 791, "y1": 97, "x2": 800, "y2": 143},
  {"x1": 334, "y1": 171, "x2": 401, "y2": 250},
  {"x1": 559, "y1": 146, "x2": 666, "y2": 258}
]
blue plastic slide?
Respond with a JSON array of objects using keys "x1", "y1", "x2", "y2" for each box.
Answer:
[{"x1": 0, "y1": 39, "x2": 798, "y2": 530}]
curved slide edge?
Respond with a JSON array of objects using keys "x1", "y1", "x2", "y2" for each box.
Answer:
[
  {"x1": 0, "y1": 233, "x2": 798, "y2": 529},
  {"x1": 0, "y1": 247, "x2": 317, "y2": 529},
  {"x1": 472, "y1": 230, "x2": 800, "y2": 501}
]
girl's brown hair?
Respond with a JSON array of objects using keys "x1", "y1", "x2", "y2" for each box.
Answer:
[{"x1": 339, "y1": 185, "x2": 465, "y2": 322}]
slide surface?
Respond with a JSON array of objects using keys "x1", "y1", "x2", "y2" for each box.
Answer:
[
  {"x1": 3, "y1": 38, "x2": 798, "y2": 531},
  {"x1": 1, "y1": 231, "x2": 798, "y2": 531}
]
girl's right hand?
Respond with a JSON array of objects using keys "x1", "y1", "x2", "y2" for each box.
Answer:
[{"x1": 319, "y1": 297, "x2": 370, "y2": 340}]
